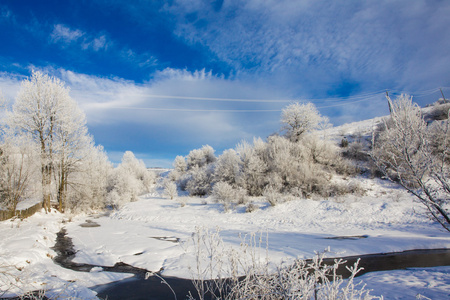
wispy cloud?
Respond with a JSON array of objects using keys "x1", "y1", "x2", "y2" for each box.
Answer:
[
  {"x1": 0, "y1": 5, "x2": 13, "y2": 20},
  {"x1": 50, "y1": 24, "x2": 111, "y2": 52},
  {"x1": 81, "y1": 35, "x2": 109, "y2": 51},
  {"x1": 50, "y1": 24, "x2": 84, "y2": 44},
  {"x1": 165, "y1": 0, "x2": 450, "y2": 96}
]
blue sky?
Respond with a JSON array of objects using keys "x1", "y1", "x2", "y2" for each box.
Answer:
[{"x1": 1, "y1": 0, "x2": 449, "y2": 167}]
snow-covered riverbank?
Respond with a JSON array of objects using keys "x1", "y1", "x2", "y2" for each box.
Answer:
[{"x1": 1, "y1": 176, "x2": 450, "y2": 298}]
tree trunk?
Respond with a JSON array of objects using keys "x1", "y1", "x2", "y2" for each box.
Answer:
[
  {"x1": 42, "y1": 164, "x2": 52, "y2": 212},
  {"x1": 57, "y1": 168, "x2": 66, "y2": 212}
]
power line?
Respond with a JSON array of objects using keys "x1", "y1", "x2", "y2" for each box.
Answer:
[
  {"x1": 95, "y1": 90, "x2": 388, "y2": 104},
  {"x1": 103, "y1": 106, "x2": 282, "y2": 112},
  {"x1": 90, "y1": 87, "x2": 448, "y2": 113},
  {"x1": 100, "y1": 95, "x2": 385, "y2": 112}
]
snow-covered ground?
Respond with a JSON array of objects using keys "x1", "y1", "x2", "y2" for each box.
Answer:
[{"x1": 1, "y1": 175, "x2": 450, "y2": 298}]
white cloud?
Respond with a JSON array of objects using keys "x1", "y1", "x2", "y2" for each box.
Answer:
[
  {"x1": 0, "y1": 72, "x2": 26, "y2": 105},
  {"x1": 50, "y1": 24, "x2": 84, "y2": 44},
  {"x1": 57, "y1": 68, "x2": 273, "y2": 141}
]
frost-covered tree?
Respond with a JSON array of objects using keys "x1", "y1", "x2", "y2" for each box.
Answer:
[
  {"x1": 163, "y1": 179, "x2": 178, "y2": 200},
  {"x1": 52, "y1": 99, "x2": 93, "y2": 212},
  {"x1": 185, "y1": 165, "x2": 214, "y2": 196},
  {"x1": 9, "y1": 71, "x2": 94, "y2": 212},
  {"x1": 65, "y1": 145, "x2": 112, "y2": 212},
  {"x1": 120, "y1": 151, "x2": 155, "y2": 193},
  {"x1": 107, "y1": 151, "x2": 155, "y2": 208},
  {"x1": 169, "y1": 155, "x2": 187, "y2": 182},
  {"x1": 372, "y1": 94, "x2": 450, "y2": 232},
  {"x1": 235, "y1": 138, "x2": 268, "y2": 196},
  {"x1": 281, "y1": 102, "x2": 328, "y2": 142},
  {"x1": 214, "y1": 149, "x2": 241, "y2": 185},
  {"x1": 175, "y1": 145, "x2": 217, "y2": 196},
  {"x1": 186, "y1": 145, "x2": 216, "y2": 170},
  {"x1": 0, "y1": 132, "x2": 39, "y2": 212},
  {"x1": 173, "y1": 155, "x2": 187, "y2": 173}
]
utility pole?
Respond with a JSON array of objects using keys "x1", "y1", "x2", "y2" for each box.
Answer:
[
  {"x1": 386, "y1": 90, "x2": 392, "y2": 114},
  {"x1": 440, "y1": 88, "x2": 447, "y2": 104}
]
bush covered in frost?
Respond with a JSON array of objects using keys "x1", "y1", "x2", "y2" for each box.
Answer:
[
  {"x1": 170, "y1": 102, "x2": 359, "y2": 208},
  {"x1": 186, "y1": 227, "x2": 381, "y2": 300},
  {"x1": 106, "y1": 151, "x2": 156, "y2": 209}
]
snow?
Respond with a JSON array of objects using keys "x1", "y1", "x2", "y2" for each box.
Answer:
[
  {"x1": 15, "y1": 198, "x2": 42, "y2": 210},
  {"x1": 1, "y1": 177, "x2": 450, "y2": 298},
  {"x1": 361, "y1": 266, "x2": 450, "y2": 299},
  {"x1": 0, "y1": 209, "x2": 131, "y2": 299}
]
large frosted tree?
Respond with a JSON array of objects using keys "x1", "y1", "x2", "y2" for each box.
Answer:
[
  {"x1": 372, "y1": 94, "x2": 450, "y2": 232},
  {"x1": 281, "y1": 102, "x2": 328, "y2": 142},
  {"x1": 9, "y1": 71, "x2": 92, "y2": 212}
]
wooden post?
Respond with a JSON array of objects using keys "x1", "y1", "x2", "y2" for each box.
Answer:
[
  {"x1": 386, "y1": 90, "x2": 392, "y2": 114},
  {"x1": 440, "y1": 88, "x2": 447, "y2": 104}
]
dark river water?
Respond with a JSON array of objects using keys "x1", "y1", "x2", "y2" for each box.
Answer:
[{"x1": 52, "y1": 229, "x2": 450, "y2": 300}]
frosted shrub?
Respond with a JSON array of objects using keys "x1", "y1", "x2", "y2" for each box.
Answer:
[
  {"x1": 245, "y1": 202, "x2": 259, "y2": 213},
  {"x1": 173, "y1": 155, "x2": 187, "y2": 173},
  {"x1": 178, "y1": 102, "x2": 355, "y2": 203},
  {"x1": 106, "y1": 189, "x2": 121, "y2": 210},
  {"x1": 344, "y1": 141, "x2": 367, "y2": 161},
  {"x1": 187, "y1": 227, "x2": 381, "y2": 300},
  {"x1": 0, "y1": 133, "x2": 39, "y2": 213},
  {"x1": 428, "y1": 120, "x2": 450, "y2": 163},
  {"x1": 235, "y1": 186, "x2": 248, "y2": 205},
  {"x1": 170, "y1": 155, "x2": 187, "y2": 182},
  {"x1": 323, "y1": 181, "x2": 363, "y2": 198},
  {"x1": 163, "y1": 180, "x2": 178, "y2": 200},
  {"x1": 347, "y1": 180, "x2": 366, "y2": 196},
  {"x1": 427, "y1": 103, "x2": 450, "y2": 121},
  {"x1": 263, "y1": 186, "x2": 283, "y2": 206},
  {"x1": 214, "y1": 149, "x2": 241, "y2": 185},
  {"x1": 177, "y1": 197, "x2": 187, "y2": 207},
  {"x1": 212, "y1": 181, "x2": 236, "y2": 212},
  {"x1": 303, "y1": 134, "x2": 339, "y2": 166},
  {"x1": 176, "y1": 172, "x2": 191, "y2": 191},
  {"x1": 235, "y1": 138, "x2": 268, "y2": 196},
  {"x1": 106, "y1": 151, "x2": 154, "y2": 209},
  {"x1": 185, "y1": 165, "x2": 213, "y2": 196},
  {"x1": 121, "y1": 151, "x2": 155, "y2": 193},
  {"x1": 263, "y1": 134, "x2": 349, "y2": 198},
  {"x1": 186, "y1": 145, "x2": 216, "y2": 170},
  {"x1": 111, "y1": 151, "x2": 154, "y2": 197},
  {"x1": 178, "y1": 146, "x2": 217, "y2": 196}
]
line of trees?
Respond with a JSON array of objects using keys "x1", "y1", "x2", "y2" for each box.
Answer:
[
  {"x1": 4, "y1": 71, "x2": 449, "y2": 232},
  {"x1": 0, "y1": 71, "x2": 155, "y2": 214}
]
